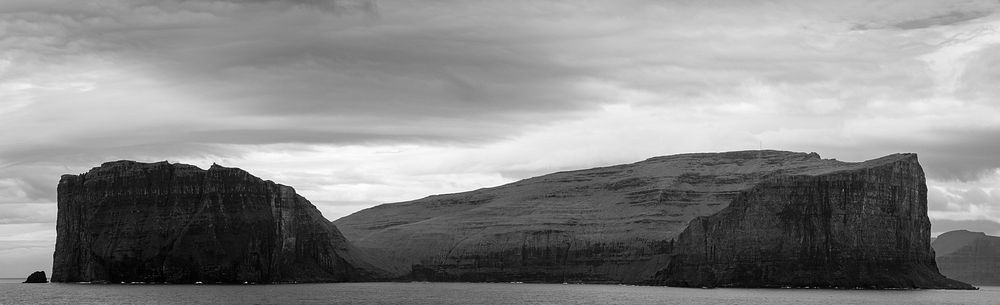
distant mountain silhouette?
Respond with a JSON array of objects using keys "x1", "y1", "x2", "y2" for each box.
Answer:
[{"x1": 934, "y1": 230, "x2": 1000, "y2": 285}]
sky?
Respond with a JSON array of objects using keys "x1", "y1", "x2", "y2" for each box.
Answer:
[{"x1": 2, "y1": 0, "x2": 1000, "y2": 278}]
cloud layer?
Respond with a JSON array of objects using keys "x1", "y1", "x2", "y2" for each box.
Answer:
[{"x1": 3, "y1": 0, "x2": 1000, "y2": 276}]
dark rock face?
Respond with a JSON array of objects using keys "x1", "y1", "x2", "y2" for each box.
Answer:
[
  {"x1": 53, "y1": 161, "x2": 385, "y2": 283},
  {"x1": 335, "y1": 150, "x2": 959, "y2": 286},
  {"x1": 933, "y1": 230, "x2": 1000, "y2": 285},
  {"x1": 657, "y1": 154, "x2": 973, "y2": 289},
  {"x1": 23, "y1": 271, "x2": 47, "y2": 283}
]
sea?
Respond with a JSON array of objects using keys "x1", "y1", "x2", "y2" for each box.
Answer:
[{"x1": 1, "y1": 279, "x2": 998, "y2": 305}]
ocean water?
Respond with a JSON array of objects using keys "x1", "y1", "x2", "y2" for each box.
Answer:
[{"x1": 1, "y1": 280, "x2": 998, "y2": 305}]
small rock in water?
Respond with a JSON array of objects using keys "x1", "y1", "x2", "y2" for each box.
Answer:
[{"x1": 23, "y1": 271, "x2": 47, "y2": 283}]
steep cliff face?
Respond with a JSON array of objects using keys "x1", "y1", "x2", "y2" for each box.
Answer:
[
  {"x1": 657, "y1": 154, "x2": 972, "y2": 289},
  {"x1": 933, "y1": 230, "x2": 1000, "y2": 285},
  {"x1": 335, "y1": 151, "x2": 888, "y2": 283},
  {"x1": 53, "y1": 161, "x2": 385, "y2": 283}
]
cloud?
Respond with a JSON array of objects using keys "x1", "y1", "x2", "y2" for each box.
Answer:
[
  {"x1": 0, "y1": 223, "x2": 55, "y2": 278},
  {"x1": 0, "y1": 223, "x2": 55, "y2": 242},
  {"x1": 927, "y1": 171, "x2": 1000, "y2": 230},
  {"x1": 0, "y1": 204, "x2": 56, "y2": 225},
  {"x1": 892, "y1": 10, "x2": 993, "y2": 30},
  {"x1": 0, "y1": 0, "x2": 617, "y2": 172},
  {"x1": 0, "y1": 241, "x2": 53, "y2": 279},
  {"x1": 4, "y1": 0, "x2": 1000, "y2": 170}
]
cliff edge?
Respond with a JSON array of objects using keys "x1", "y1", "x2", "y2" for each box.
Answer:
[
  {"x1": 52, "y1": 161, "x2": 387, "y2": 283},
  {"x1": 655, "y1": 154, "x2": 973, "y2": 289}
]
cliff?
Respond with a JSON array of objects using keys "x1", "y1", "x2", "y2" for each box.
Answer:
[
  {"x1": 933, "y1": 230, "x2": 1000, "y2": 285},
  {"x1": 656, "y1": 154, "x2": 973, "y2": 289},
  {"x1": 52, "y1": 161, "x2": 386, "y2": 283},
  {"x1": 335, "y1": 150, "x2": 946, "y2": 284}
]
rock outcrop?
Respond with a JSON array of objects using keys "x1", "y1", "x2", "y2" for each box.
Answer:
[
  {"x1": 53, "y1": 161, "x2": 386, "y2": 283},
  {"x1": 656, "y1": 154, "x2": 972, "y2": 289},
  {"x1": 23, "y1": 271, "x2": 47, "y2": 283},
  {"x1": 335, "y1": 150, "x2": 959, "y2": 287},
  {"x1": 933, "y1": 230, "x2": 1000, "y2": 285}
]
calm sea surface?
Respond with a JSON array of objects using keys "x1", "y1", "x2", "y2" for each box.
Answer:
[{"x1": 1, "y1": 279, "x2": 998, "y2": 305}]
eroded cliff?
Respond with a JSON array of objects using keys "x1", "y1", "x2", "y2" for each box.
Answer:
[
  {"x1": 656, "y1": 154, "x2": 972, "y2": 289},
  {"x1": 335, "y1": 151, "x2": 913, "y2": 283},
  {"x1": 53, "y1": 161, "x2": 385, "y2": 283}
]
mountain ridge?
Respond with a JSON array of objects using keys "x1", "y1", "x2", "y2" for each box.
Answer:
[{"x1": 334, "y1": 150, "x2": 966, "y2": 287}]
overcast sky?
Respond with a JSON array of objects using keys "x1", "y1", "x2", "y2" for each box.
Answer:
[{"x1": 3, "y1": 0, "x2": 1000, "y2": 278}]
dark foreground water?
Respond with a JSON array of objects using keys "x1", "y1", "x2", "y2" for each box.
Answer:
[{"x1": 2, "y1": 280, "x2": 998, "y2": 305}]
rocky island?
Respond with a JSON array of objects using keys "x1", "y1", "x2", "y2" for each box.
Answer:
[
  {"x1": 334, "y1": 150, "x2": 971, "y2": 288},
  {"x1": 53, "y1": 151, "x2": 971, "y2": 288},
  {"x1": 23, "y1": 271, "x2": 47, "y2": 283},
  {"x1": 52, "y1": 161, "x2": 387, "y2": 283}
]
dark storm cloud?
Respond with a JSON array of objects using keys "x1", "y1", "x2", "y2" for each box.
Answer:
[
  {"x1": 49, "y1": 0, "x2": 585, "y2": 114},
  {"x1": 0, "y1": 0, "x2": 616, "y2": 198},
  {"x1": 0, "y1": 0, "x2": 608, "y2": 158}
]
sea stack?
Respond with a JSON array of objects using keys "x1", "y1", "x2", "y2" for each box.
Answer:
[
  {"x1": 335, "y1": 151, "x2": 971, "y2": 288},
  {"x1": 52, "y1": 161, "x2": 386, "y2": 283},
  {"x1": 23, "y1": 271, "x2": 47, "y2": 283}
]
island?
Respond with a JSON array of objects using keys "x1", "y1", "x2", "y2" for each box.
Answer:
[
  {"x1": 23, "y1": 271, "x2": 47, "y2": 283},
  {"x1": 335, "y1": 151, "x2": 972, "y2": 289},
  {"x1": 52, "y1": 161, "x2": 387, "y2": 283},
  {"x1": 52, "y1": 151, "x2": 973, "y2": 288}
]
